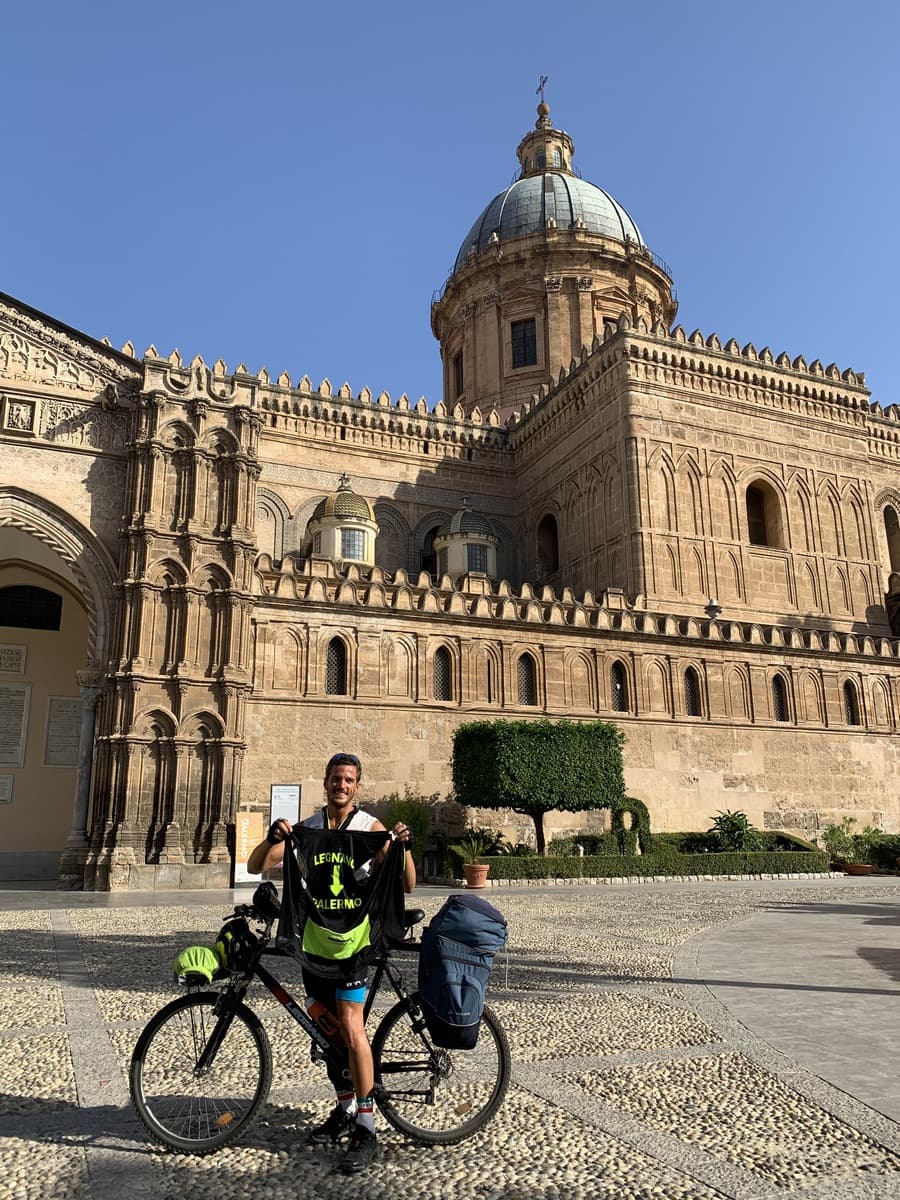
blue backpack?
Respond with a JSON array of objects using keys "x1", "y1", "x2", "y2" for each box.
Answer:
[{"x1": 417, "y1": 894, "x2": 508, "y2": 1049}]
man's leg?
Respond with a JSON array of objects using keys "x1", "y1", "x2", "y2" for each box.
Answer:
[
  {"x1": 336, "y1": 993, "x2": 379, "y2": 1172},
  {"x1": 302, "y1": 971, "x2": 356, "y2": 1144}
]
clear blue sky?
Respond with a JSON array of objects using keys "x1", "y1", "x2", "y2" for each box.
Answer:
[{"x1": 5, "y1": 1, "x2": 898, "y2": 408}]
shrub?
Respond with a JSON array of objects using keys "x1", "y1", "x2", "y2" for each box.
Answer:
[
  {"x1": 708, "y1": 810, "x2": 763, "y2": 851},
  {"x1": 381, "y1": 786, "x2": 432, "y2": 863},
  {"x1": 611, "y1": 796, "x2": 653, "y2": 854},
  {"x1": 483, "y1": 848, "x2": 829, "y2": 880}
]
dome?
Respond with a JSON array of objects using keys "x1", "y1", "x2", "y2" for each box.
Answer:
[
  {"x1": 436, "y1": 509, "x2": 497, "y2": 539},
  {"x1": 453, "y1": 173, "x2": 644, "y2": 275},
  {"x1": 311, "y1": 477, "x2": 375, "y2": 523}
]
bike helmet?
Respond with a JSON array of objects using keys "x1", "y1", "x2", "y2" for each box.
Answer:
[
  {"x1": 215, "y1": 916, "x2": 257, "y2": 972},
  {"x1": 173, "y1": 944, "x2": 220, "y2": 986}
]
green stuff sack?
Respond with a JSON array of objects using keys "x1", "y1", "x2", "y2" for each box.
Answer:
[{"x1": 173, "y1": 944, "x2": 220, "y2": 986}]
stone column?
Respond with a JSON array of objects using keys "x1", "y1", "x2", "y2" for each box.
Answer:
[{"x1": 57, "y1": 676, "x2": 104, "y2": 889}]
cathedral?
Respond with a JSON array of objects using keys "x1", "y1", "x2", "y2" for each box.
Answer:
[{"x1": 1, "y1": 101, "x2": 898, "y2": 889}]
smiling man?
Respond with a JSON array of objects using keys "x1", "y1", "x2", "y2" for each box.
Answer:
[{"x1": 247, "y1": 753, "x2": 415, "y2": 1172}]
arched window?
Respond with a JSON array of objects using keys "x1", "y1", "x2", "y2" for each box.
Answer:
[
  {"x1": 843, "y1": 680, "x2": 861, "y2": 726},
  {"x1": 0, "y1": 585, "x2": 62, "y2": 630},
  {"x1": 517, "y1": 653, "x2": 537, "y2": 705},
  {"x1": 611, "y1": 661, "x2": 629, "y2": 712},
  {"x1": 486, "y1": 656, "x2": 494, "y2": 704},
  {"x1": 771, "y1": 674, "x2": 789, "y2": 722},
  {"x1": 746, "y1": 482, "x2": 784, "y2": 548},
  {"x1": 325, "y1": 638, "x2": 347, "y2": 696},
  {"x1": 421, "y1": 525, "x2": 442, "y2": 576},
  {"x1": 684, "y1": 667, "x2": 701, "y2": 717},
  {"x1": 885, "y1": 506, "x2": 900, "y2": 573},
  {"x1": 433, "y1": 646, "x2": 452, "y2": 701},
  {"x1": 537, "y1": 514, "x2": 559, "y2": 575}
]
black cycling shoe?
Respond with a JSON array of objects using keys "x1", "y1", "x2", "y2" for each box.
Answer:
[
  {"x1": 307, "y1": 1104, "x2": 354, "y2": 1144},
  {"x1": 340, "y1": 1125, "x2": 378, "y2": 1173}
]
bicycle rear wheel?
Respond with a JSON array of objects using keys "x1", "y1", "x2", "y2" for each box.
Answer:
[
  {"x1": 371, "y1": 997, "x2": 510, "y2": 1144},
  {"x1": 129, "y1": 991, "x2": 272, "y2": 1153}
]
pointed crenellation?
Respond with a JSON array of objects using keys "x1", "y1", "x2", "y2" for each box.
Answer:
[{"x1": 250, "y1": 556, "x2": 899, "y2": 658}]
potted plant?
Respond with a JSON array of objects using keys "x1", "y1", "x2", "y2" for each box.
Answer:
[
  {"x1": 449, "y1": 830, "x2": 496, "y2": 889},
  {"x1": 820, "y1": 817, "x2": 875, "y2": 874}
]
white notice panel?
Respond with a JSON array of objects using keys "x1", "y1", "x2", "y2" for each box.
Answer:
[
  {"x1": 0, "y1": 683, "x2": 30, "y2": 767},
  {"x1": 269, "y1": 784, "x2": 301, "y2": 828}
]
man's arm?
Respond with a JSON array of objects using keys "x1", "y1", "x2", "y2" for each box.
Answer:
[
  {"x1": 370, "y1": 819, "x2": 416, "y2": 893},
  {"x1": 247, "y1": 818, "x2": 293, "y2": 875}
]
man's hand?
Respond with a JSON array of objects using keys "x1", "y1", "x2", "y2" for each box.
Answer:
[
  {"x1": 391, "y1": 821, "x2": 412, "y2": 846},
  {"x1": 266, "y1": 818, "x2": 293, "y2": 845}
]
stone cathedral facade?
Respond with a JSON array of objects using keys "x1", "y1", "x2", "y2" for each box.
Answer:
[{"x1": 1, "y1": 103, "x2": 899, "y2": 889}]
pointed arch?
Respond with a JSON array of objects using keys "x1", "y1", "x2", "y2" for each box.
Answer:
[
  {"x1": 644, "y1": 659, "x2": 669, "y2": 713},
  {"x1": 799, "y1": 671, "x2": 824, "y2": 723},
  {"x1": 648, "y1": 448, "x2": 677, "y2": 532},
  {"x1": 709, "y1": 459, "x2": 738, "y2": 541},
  {"x1": 725, "y1": 666, "x2": 750, "y2": 719},
  {"x1": 565, "y1": 650, "x2": 595, "y2": 710}
]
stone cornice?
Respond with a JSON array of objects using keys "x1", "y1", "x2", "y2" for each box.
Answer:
[{"x1": 0, "y1": 293, "x2": 142, "y2": 394}]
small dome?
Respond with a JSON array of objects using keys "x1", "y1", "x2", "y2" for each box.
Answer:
[
  {"x1": 436, "y1": 508, "x2": 496, "y2": 539},
  {"x1": 453, "y1": 173, "x2": 644, "y2": 274},
  {"x1": 311, "y1": 477, "x2": 375, "y2": 523}
]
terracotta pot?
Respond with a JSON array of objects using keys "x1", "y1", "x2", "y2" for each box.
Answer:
[
  {"x1": 462, "y1": 863, "x2": 490, "y2": 889},
  {"x1": 843, "y1": 863, "x2": 875, "y2": 875}
]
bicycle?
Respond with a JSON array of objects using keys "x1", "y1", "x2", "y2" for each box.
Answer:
[{"x1": 129, "y1": 881, "x2": 511, "y2": 1154}]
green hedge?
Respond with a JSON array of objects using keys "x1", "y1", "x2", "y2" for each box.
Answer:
[{"x1": 481, "y1": 849, "x2": 829, "y2": 880}]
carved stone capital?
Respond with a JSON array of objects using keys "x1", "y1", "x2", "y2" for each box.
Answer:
[{"x1": 544, "y1": 276, "x2": 563, "y2": 292}]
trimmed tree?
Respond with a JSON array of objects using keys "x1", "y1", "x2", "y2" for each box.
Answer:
[{"x1": 452, "y1": 718, "x2": 626, "y2": 855}]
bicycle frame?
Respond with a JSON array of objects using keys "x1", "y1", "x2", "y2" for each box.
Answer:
[{"x1": 202, "y1": 909, "x2": 421, "y2": 1081}]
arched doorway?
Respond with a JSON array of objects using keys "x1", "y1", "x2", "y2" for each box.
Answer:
[{"x1": 0, "y1": 491, "x2": 115, "y2": 884}]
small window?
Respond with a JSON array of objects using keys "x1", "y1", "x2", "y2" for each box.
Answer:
[
  {"x1": 844, "y1": 680, "x2": 861, "y2": 725},
  {"x1": 511, "y1": 318, "x2": 537, "y2": 369},
  {"x1": 325, "y1": 638, "x2": 347, "y2": 695},
  {"x1": 746, "y1": 482, "x2": 783, "y2": 548},
  {"x1": 553, "y1": 147, "x2": 562, "y2": 167},
  {"x1": 341, "y1": 529, "x2": 365, "y2": 560},
  {"x1": 486, "y1": 656, "x2": 494, "y2": 704},
  {"x1": 537, "y1": 514, "x2": 559, "y2": 575},
  {"x1": 421, "y1": 524, "x2": 441, "y2": 576},
  {"x1": 467, "y1": 544, "x2": 487, "y2": 573},
  {"x1": 517, "y1": 654, "x2": 537, "y2": 705},
  {"x1": 684, "y1": 667, "x2": 701, "y2": 717},
  {"x1": 611, "y1": 661, "x2": 628, "y2": 712},
  {"x1": 434, "y1": 646, "x2": 452, "y2": 701},
  {"x1": 772, "y1": 674, "x2": 788, "y2": 722},
  {"x1": 0, "y1": 585, "x2": 63, "y2": 630},
  {"x1": 437, "y1": 549, "x2": 449, "y2": 577},
  {"x1": 312, "y1": 532, "x2": 322, "y2": 555},
  {"x1": 885, "y1": 506, "x2": 900, "y2": 573},
  {"x1": 536, "y1": 149, "x2": 546, "y2": 170},
  {"x1": 453, "y1": 351, "x2": 464, "y2": 399}
]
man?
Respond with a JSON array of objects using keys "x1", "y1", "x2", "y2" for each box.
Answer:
[{"x1": 247, "y1": 753, "x2": 415, "y2": 1172}]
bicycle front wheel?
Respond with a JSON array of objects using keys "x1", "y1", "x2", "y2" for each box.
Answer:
[
  {"x1": 129, "y1": 991, "x2": 272, "y2": 1153},
  {"x1": 371, "y1": 997, "x2": 510, "y2": 1145}
]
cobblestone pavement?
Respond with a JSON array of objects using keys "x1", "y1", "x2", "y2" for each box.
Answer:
[{"x1": 2, "y1": 876, "x2": 900, "y2": 1200}]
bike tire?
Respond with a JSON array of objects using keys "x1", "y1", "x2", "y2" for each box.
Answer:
[
  {"x1": 371, "y1": 996, "x2": 510, "y2": 1145},
  {"x1": 129, "y1": 991, "x2": 272, "y2": 1154}
]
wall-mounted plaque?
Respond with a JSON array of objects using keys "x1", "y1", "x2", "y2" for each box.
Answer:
[
  {"x1": 0, "y1": 645, "x2": 26, "y2": 674},
  {"x1": 0, "y1": 775, "x2": 12, "y2": 804},
  {"x1": 2, "y1": 397, "x2": 37, "y2": 436},
  {"x1": 44, "y1": 697, "x2": 82, "y2": 767},
  {"x1": 0, "y1": 683, "x2": 30, "y2": 767}
]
